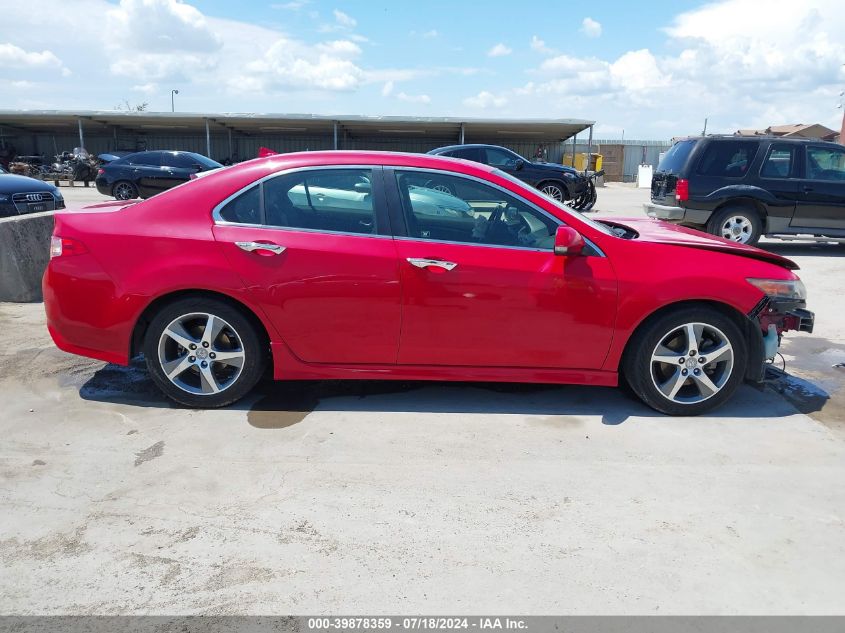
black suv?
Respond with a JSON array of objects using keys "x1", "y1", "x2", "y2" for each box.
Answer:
[
  {"x1": 645, "y1": 135, "x2": 845, "y2": 245},
  {"x1": 95, "y1": 150, "x2": 222, "y2": 200},
  {"x1": 427, "y1": 144, "x2": 588, "y2": 203}
]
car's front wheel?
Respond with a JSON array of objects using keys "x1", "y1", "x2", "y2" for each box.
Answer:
[
  {"x1": 622, "y1": 307, "x2": 747, "y2": 415},
  {"x1": 538, "y1": 181, "x2": 566, "y2": 202},
  {"x1": 143, "y1": 297, "x2": 266, "y2": 408}
]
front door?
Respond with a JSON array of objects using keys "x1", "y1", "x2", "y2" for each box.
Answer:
[
  {"x1": 792, "y1": 145, "x2": 845, "y2": 230},
  {"x1": 213, "y1": 167, "x2": 402, "y2": 364},
  {"x1": 389, "y1": 169, "x2": 617, "y2": 369}
]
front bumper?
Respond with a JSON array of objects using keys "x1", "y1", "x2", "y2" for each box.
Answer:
[{"x1": 644, "y1": 201, "x2": 685, "y2": 221}]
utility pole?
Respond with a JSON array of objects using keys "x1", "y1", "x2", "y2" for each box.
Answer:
[
  {"x1": 171, "y1": 89, "x2": 179, "y2": 112},
  {"x1": 702, "y1": 117, "x2": 708, "y2": 136}
]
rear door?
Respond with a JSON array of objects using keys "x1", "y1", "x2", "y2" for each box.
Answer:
[
  {"x1": 757, "y1": 142, "x2": 800, "y2": 227},
  {"x1": 159, "y1": 152, "x2": 197, "y2": 190},
  {"x1": 128, "y1": 152, "x2": 163, "y2": 197},
  {"x1": 212, "y1": 166, "x2": 402, "y2": 364},
  {"x1": 651, "y1": 139, "x2": 697, "y2": 204},
  {"x1": 792, "y1": 145, "x2": 845, "y2": 230}
]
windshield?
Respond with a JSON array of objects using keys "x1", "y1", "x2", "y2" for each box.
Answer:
[
  {"x1": 657, "y1": 139, "x2": 696, "y2": 174},
  {"x1": 491, "y1": 169, "x2": 614, "y2": 236}
]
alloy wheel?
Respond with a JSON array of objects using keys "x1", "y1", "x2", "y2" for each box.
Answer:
[
  {"x1": 541, "y1": 184, "x2": 564, "y2": 201},
  {"x1": 114, "y1": 182, "x2": 136, "y2": 200},
  {"x1": 649, "y1": 322, "x2": 734, "y2": 404},
  {"x1": 157, "y1": 312, "x2": 246, "y2": 395},
  {"x1": 719, "y1": 215, "x2": 754, "y2": 243}
]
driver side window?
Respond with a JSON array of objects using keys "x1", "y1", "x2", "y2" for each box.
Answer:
[{"x1": 394, "y1": 170, "x2": 557, "y2": 250}]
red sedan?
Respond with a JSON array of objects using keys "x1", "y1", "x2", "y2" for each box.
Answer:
[{"x1": 43, "y1": 151, "x2": 814, "y2": 415}]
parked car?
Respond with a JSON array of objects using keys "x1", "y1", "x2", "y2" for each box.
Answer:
[
  {"x1": 0, "y1": 168, "x2": 65, "y2": 218},
  {"x1": 427, "y1": 144, "x2": 589, "y2": 203},
  {"x1": 645, "y1": 135, "x2": 845, "y2": 245},
  {"x1": 95, "y1": 150, "x2": 223, "y2": 200},
  {"x1": 44, "y1": 151, "x2": 813, "y2": 415}
]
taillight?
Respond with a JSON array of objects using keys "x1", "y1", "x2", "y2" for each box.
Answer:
[
  {"x1": 675, "y1": 178, "x2": 689, "y2": 202},
  {"x1": 50, "y1": 235, "x2": 88, "y2": 258},
  {"x1": 97, "y1": 168, "x2": 105, "y2": 175}
]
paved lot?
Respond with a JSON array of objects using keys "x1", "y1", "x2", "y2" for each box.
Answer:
[{"x1": 1, "y1": 183, "x2": 844, "y2": 614}]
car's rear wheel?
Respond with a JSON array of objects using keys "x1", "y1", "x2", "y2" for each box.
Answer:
[
  {"x1": 538, "y1": 181, "x2": 566, "y2": 201},
  {"x1": 143, "y1": 297, "x2": 265, "y2": 408},
  {"x1": 622, "y1": 306, "x2": 747, "y2": 416},
  {"x1": 708, "y1": 206, "x2": 762, "y2": 245},
  {"x1": 113, "y1": 180, "x2": 139, "y2": 200}
]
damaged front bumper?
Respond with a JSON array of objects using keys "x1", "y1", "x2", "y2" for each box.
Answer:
[{"x1": 745, "y1": 297, "x2": 814, "y2": 382}]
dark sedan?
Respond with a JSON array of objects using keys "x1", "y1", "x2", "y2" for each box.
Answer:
[
  {"x1": 427, "y1": 144, "x2": 588, "y2": 202},
  {"x1": 0, "y1": 166, "x2": 65, "y2": 218},
  {"x1": 95, "y1": 150, "x2": 223, "y2": 200}
]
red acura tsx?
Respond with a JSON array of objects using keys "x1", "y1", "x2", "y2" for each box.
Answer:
[{"x1": 43, "y1": 151, "x2": 814, "y2": 415}]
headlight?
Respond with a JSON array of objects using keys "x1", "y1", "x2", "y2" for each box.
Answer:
[
  {"x1": 746, "y1": 278, "x2": 806, "y2": 301},
  {"x1": 53, "y1": 190, "x2": 63, "y2": 201}
]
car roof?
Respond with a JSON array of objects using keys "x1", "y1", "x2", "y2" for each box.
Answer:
[
  {"x1": 226, "y1": 150, "x2": 500, "y2": 174},
  {"x1": 430, "y1": 144, "x2": 510, "y2": 152},
  {"x1": 679, "y1": 135, "x2": 843, "y2": 147}
]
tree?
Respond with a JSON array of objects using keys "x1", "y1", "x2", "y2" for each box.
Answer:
[{"x1": 115, "y1": 99, "x2": 149, "y2": 112}]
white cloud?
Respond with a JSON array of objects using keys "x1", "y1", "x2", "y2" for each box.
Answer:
[
  {"x1": 487, "y1": 43, "x2": 512, "y2": 57},
  {"x1": 132, "y1": 82, "x2": 159, "y2": 95},
  {"x1": 463, "y1": 91, "x2": 507, "y2": 109},
  {"x1": 106, "y1": 0, "x2": 222, "y2": 53},
  {"x1": 422, "y1": 29, "x2": 438, "y2": 39},
  {"x1": 397, "y1": 92, "x2": 431, "y2": 104},
  {"x1": 0, "y1": 43, "x2": 69, "y2": 74},
  {"x1": 332, "y1": 9, "x2": 356, "y2": 28},
  {"x1": 530, "y1": 35, "x2": 555, "y2": 55},
  {"x1": 580, "y1": 17, "x2": 602, "y2": 38},
  {"x1": 271, "y1": 0, "x2": 310, "y2": 9},
  {"x1": 381, "y1": 80, "x2": 394, "y2": 96}
]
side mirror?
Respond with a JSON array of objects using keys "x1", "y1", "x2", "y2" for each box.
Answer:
[
  {"x1": 354, "y1": 181, "x2": 372, "y2": 193},
  {"x1": 191, "y1": 163, "x2": 203, "y2": 171},
  {"x1": 554, "y1": 226, "x2": 585, "y2": 256},
  {"x1": 514, "y1": 158, "x2": 525, "y2": 171}
]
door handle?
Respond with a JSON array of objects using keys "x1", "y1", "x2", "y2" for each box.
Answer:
[
  {"x1": 235, "y1": 241, "x2": 286, "y2": 254},
  {"x1": 406, "y1": 257, "x2": 457, "y2": 271}
]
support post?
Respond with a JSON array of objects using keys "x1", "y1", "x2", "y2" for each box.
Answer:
[
  {"x1": 333, "y1": 121, "x2": 338, "y2": 150},
  {"x1": 585, "y1": 124, "x2": 593, "y2": 174},
  {"x1": 571, "y1": 133, "x2": 577, "y2": 166},
  {"x1": 459, "y1": 122, "x2": 465, "y2": 144},
  {"x1": 205, "y1": 119, "x2": 211, "y2": 158},
  {"x1": 228, "y1": 128, "x2": 233, "y2": 161},
  {"x1": 77, "y1": 119, "x2": 84, "y2": 149}
]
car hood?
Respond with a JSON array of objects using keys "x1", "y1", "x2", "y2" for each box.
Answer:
[
  {"x1": 533, "y1": 161, "x2": 582, "y2": 176},
  {"x1": 599, "y1": 216, "x2": 799, "y2": 270},
  {"x1": 0, "y1": 174, "x2": 58, "y2": 194}
]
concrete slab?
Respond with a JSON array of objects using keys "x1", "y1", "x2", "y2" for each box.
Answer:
[
  {"x1": 1, "y1": 182, "x2": 844, "y2": 615},
  {"x1": 0, "y1": 211, "x2": 54, "y2": 302}
]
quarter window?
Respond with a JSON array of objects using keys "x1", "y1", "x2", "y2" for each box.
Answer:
[
  {"x1": 760, "y1": 145, "x2": 795, "y2": 179},
  {"x1": 264, "y1": 168, "x2": 376, "y2": 234},
  {"x1": 484, "y1": 147, "x2": 521, "y2": 167},
  {"x1": 395, "y1": 170, "x2": 558, "y2": 250},
  {"x1": 128, "y1": 152, "x2": 161, "y2": 167},
  {"x1": 695, "y1": 141, "x2": 758, "y2": 178},
  {"x1": 219, "y1": 185, "x2": 261, "y2": 224},
  {"x1": 806, "y1": 147, "x2": 845, "y2": 181}
]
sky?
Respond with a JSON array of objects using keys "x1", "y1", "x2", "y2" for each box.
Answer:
[{"x1": 0, "y1": 0, "x2": 844, "y2": 140}]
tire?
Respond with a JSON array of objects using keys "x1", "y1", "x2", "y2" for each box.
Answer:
[
  {"x1": 707, "y1": 206, "x2": 762, "y2": 245},
  {"x1": 143, "y1": 297, "x2": 266, "y2": 408},
  {"x1": 113, "y1": 180, "x2": 139, "y2": 201},
  {"x1": 538, "y1": 181, "x2": 567, "y2": 202},
  {"x1": 622, "y1": 306, "x2": 747, "y2": 416}
]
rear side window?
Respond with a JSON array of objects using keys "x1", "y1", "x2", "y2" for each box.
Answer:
[
  {"x1": 264, "y1": 168, "x2": 376, "y2": 234},
  {"x1": 219, "y1": 185, "x2": 261, "y2": 224},
  {"x1": 128, "y1": 153, "x2": 161, "y2": 167},
  {"x1": 161, "y1": 153, "x2": 196, "y2": 168},
  {"x1": 657, "y1": 140, "x2": 696, "y2": 174},
  {"x1": 760, "y1": 145, "x2": 796, "y2": 179},
  {"x1": 451, "y1": 147, "x2": 485, "y2": 162},
  {"x1": 695, "y1": 141, "x2": 759, "y2": 178},
  {"x1": 806, "y1": 147, "x2": 845, "y2": 181}
]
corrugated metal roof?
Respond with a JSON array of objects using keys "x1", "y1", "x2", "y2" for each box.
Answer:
[{"x1": 0, "y1": 110, "x2": 594, "y2": 141}]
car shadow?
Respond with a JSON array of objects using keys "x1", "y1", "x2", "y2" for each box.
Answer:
[
  {"x1": 762, "y1": 241, "x2": 845, "y2": 258},
  {"x1": 78, "y1": 357, "x2": 827, "y2": 428}
]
